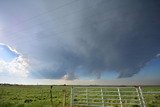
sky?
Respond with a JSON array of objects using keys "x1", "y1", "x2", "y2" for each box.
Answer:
[{"x1": 0, "y1": 0, "x2": 160, "y2": 85}]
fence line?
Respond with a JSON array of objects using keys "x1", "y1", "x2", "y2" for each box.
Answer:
[{"x1": 70, "y1": 86, "x2": 160, "y2": 107}]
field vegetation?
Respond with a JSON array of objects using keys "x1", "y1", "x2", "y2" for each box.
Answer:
[
  {"x1": 0, "y1": 84, "x2": 160, "y2": 107},
  {"x1": 0, "y1": 85, "x2": 71, "y2": 107}
]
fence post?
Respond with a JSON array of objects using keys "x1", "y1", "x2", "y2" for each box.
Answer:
[
  {"x1": 50, "y1": 86, "x2": 53, "y2": 107},
  {"x1": 70, "y1": 86, "x2": 74, "y2": 107},
  {"x1": 86, "y1": 88, "x2": 89, "y2": 106},
  {"x1": 139, "y1": 86, "x2": 146, "y2": 107},
  {"x1": 63, "y1": 86, "x2": 66, "y2": 107},
  {"x1": 117, "y1": 88, "x2": 123, "y2": 107},
  {"x1": 101, "y1": 88, "x2": 105, "y2": 107},
  {"x1": 136, "y1": 87, "x2": 142, "y2": 107}
]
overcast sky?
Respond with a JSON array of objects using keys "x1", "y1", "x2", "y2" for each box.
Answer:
[{"x1": 0, "y1": 0, "x2": 160, "y2": 85}]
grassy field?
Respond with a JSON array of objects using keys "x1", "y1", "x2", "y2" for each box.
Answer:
[
  {"x1": 0, "y1": 85, "x2": 71, "y2": 107},
  {"x1": 0, "y1": 85, "x2": 160, "y2": 107}
]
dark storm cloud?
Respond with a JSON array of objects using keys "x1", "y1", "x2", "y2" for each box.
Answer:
[
  {"x1": 30, "y1": 0, "x2": 160, "y2": 79},
  {"x1": 74, "y1": 0, "x2": 160, "y2": 78},
  {"x1": 1, "y1": 0, "x2": 160, "y2": 79}
]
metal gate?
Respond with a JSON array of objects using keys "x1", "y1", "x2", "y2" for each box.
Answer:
[{"x1": 70, "y1": 86, "x2": 160, "y2": 107}]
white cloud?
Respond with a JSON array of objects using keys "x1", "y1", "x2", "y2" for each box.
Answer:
[
  {"x1": 0, "y1": 43, "x2": 29, "y2": 77},
  {"x1": 0, "y1": 43, "x2": 19, "y2": 55},
  {"x1": 156, "y1": 53, "x2": 160, "y2": 57},
  {"x1": 63, "y1": 71, "x2": 78, "y2": 80},
  {"x1": 0, "y1": 56, "x2": 29, "y2": 77}
]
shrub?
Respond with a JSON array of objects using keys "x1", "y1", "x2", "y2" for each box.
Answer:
[{"x1": 24, "y1": 99, "x2": 33, "y2": 103}]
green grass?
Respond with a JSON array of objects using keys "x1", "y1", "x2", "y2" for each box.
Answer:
[
  {"x1": 0, "y1": 85, "x2": 71, "y2": 107},
  {"x1": 0, "y1": 85, "x2": 160, "y2": 107}
]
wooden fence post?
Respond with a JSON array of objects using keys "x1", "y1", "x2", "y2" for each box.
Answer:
[
  {"x1": 63, "y1": 85, "x2": 66, "y2": 107},
  {"x1": 50, "y1": 85, "x2": 53, "y2": 107}
]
